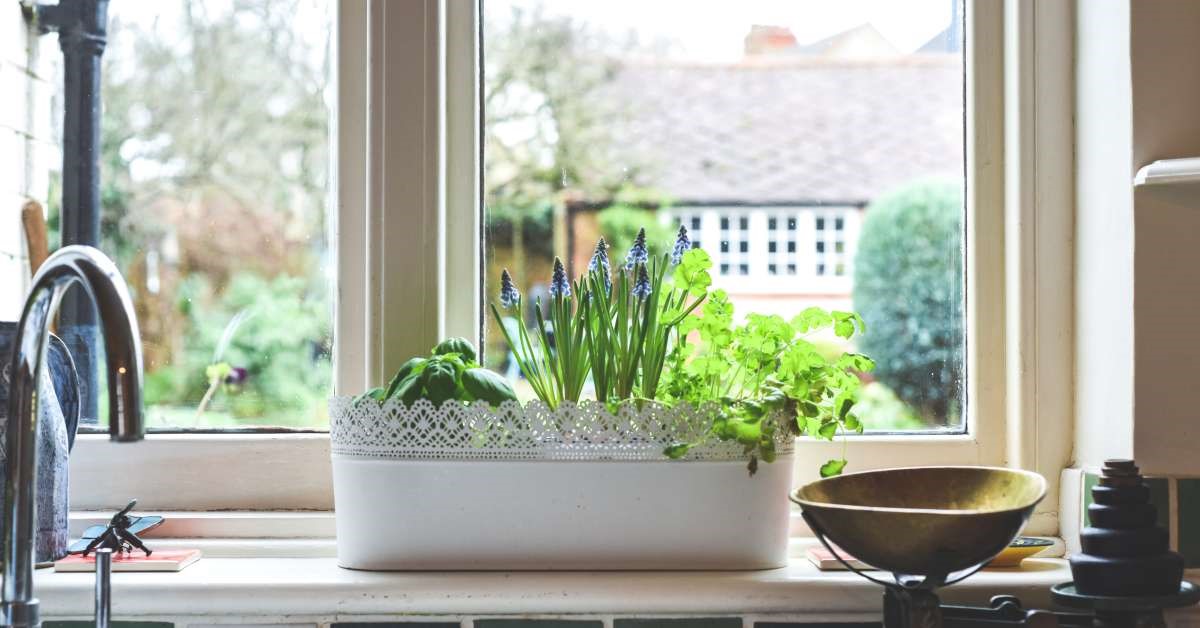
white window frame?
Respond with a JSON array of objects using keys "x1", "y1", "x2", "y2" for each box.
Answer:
[{"x1": 68, "y1": 0, "x2": 1075, "y2": 538}]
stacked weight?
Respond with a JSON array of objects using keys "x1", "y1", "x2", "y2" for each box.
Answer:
[{"x1": 1070, "y1": 459, "x2": 1184, "y2": 596}]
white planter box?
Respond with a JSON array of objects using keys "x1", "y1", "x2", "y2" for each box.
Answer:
[{"x1": 330, "y1": 398, "x2": 794, "y2": 571}]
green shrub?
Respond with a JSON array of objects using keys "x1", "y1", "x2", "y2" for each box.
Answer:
[
  {"x1": 597, "y1": 205, "x2": 674, "y2": 260},
  {"x1": 852, "y1": 179, "x2": 963, "y2": 424},
  {"x1": 157, "y1": 272, "x2": 332, "y2": 424}
]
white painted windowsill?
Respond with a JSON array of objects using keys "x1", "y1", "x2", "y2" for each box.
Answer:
[{"x1": 34, "y1": 550, "x2": 1076, "y2": 623}]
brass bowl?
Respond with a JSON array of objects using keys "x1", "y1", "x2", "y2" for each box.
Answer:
[{"x1": 791, "y1": 466, "x2": 1046, "y2": 579}]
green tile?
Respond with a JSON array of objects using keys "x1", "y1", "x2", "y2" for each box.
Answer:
[
  {"x1": 476, "y1": 621, "x2": 601, "y2": 628},
  {"x1": 1082, "y1": 473, "x2": 1169, "y2": 529},
  {"x1": 334, "y1": 624, "x2": 458, "y2": 628},
  {"x1": 45, "y1": 623, "x2": 172, "y2": 628},
  {"x1": 615, "y1": 620, "x2": 740, "y2": 628},
  {"x1": 1178, "y1": 479, "x2": 1200, "y2": 568},
  {"x1": 756, "y1": 624, "x2": 880, "y2": 628},
  {"x1": 1082, "y1": 472, "x2": 1099, "y2": 529},
  {"x1": 1149, "y1": 477, "x2": 1170, "y2": 529}
]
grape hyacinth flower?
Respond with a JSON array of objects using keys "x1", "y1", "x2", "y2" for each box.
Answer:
[
  {"x1": 624, "y1": 227, "x2": 648, "y2": 270},
  {"x1": 499, "y1": 268, "x2": 521, "y2": 309},
  {"x1": 588, "y1": 238, "x2": 612, "y2": 292},
  {"x1": 549, "y1": 257, "x2": 571, "y2": 298},
  {"x1": 224, "y1": 366, "x2": 249, "y2": 385},
  {"x1": 671, "y1": 224, "x2": 691, "y2": 266},
  {"x1": 588, "y1": 238, "x2": 611, "y2": 274},
  {"x1": 632, "y1": 264, "x2": 652, "y2": 300}
]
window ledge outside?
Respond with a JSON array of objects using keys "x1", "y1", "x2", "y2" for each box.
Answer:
[{"x1": 34, "y1": 550, "x2": 1075, "y2": 622}]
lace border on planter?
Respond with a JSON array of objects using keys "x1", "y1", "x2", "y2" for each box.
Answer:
[{"x1": 328, "y1": 397, "x2": 795, "y2": 461}]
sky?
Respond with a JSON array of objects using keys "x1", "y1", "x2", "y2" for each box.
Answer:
[{"x1": 491, "y1": 0, "x2": 957, "y2": 61}]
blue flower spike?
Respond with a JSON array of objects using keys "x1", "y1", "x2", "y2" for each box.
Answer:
[
  {"x1": 589, "y1": 238, "x2": 611, "y2": 274},
  {"x1": 671, "y1": 224, "x2": 691, "y2": 266},
  {"x1": 632, "y1": 264, "x2": 652, "y2": 300},
  {"x1": 499, "y1": 268, "x2": 521, "y2": 309},
  {"x1": 550, "y1": 257, "x2": 571, "y2": 298},
  {"x1": 589, "y1": 238, "x2": 612, "y2": 292},
  {"x1": 625, "y1": 227, "x2": 648, "y2": 270}
]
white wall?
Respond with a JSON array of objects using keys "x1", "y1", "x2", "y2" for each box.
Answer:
[
  {"x1": 1128, "y1": 0, "x2": 1200, "y2": 476},
  {"x1": 0, "y1": 4, "x2": 56, "y2": 321},
  {"x1": 1075, "y1": 0, "x2": 1200, "y2": 476},
  {"x1": 1074, "y1": 0, "x2": 1134, "y2": 469}
]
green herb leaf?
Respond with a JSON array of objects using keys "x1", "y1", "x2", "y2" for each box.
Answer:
[
  {"x1": 820, "y1": 459, "x2": 848, "y2": 477},
  {"x1": 836, "y1": 352, "x2": 876, "y2": 373},
  {"x1": 791, "y1": 307, "x2": 832, "y2": 333},
  {"x1": 672, "y1": 248, "x2": 713, "y2": 297},
  {"x1": 831, "y1": 311, "x2": 866, "y2": 339},
  {"x1": 432, "y1": 337, "x2": 478, "y2": 363},
  {"x1": 205, "y1": 362, "x2": 232, "y2": 384},
  {"x1": 461, "y1": 367, "x2": 518, "y2": 406},
  {"x1": 664, "y1": 443, "x2": 692, "y2": 459},
  {"x1": 384, "y1": 357, "x2": 427, "y2": 398}
]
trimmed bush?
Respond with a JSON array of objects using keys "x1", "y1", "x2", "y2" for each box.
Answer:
[{"x1": 853, "y1": 179, "x2": 963, "y2": 424}]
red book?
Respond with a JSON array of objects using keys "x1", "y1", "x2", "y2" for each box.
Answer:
[
  {"x1": 54, "y1": 549, "x2": 201, "y2": 573},
  {"x1": 806, "y1": 544, "x2": 874, "y2": 571}
]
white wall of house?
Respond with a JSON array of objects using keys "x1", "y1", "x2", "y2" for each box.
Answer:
[
  {"x1": 0, "y1": 5, "x2": 57, "y2": 321},
  {"x1": 667, "y1": 205, "x2": 863, "y2": 318}
]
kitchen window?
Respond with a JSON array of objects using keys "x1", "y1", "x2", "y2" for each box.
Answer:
[{"x1": 59, "y1": 0, "x2": 1071, "y2": 525}]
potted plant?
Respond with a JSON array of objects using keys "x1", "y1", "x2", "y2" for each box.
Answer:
[{"x1": 329, "y1": 226, "x2": 873, "y2": 570}]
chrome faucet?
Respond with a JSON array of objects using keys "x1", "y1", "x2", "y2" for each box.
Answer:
[{"x1": 2, "y1": 246, "x2": 144, "y2": 628}]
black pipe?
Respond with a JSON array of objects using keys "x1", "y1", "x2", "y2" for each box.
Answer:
[{"x1": 33, "y1": 0, "x2": 110, "y2": 425}]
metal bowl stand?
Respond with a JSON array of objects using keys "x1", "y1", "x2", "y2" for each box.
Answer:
[{"x1": 803, "y1": 511, "x2": 1197, "y2": 627}]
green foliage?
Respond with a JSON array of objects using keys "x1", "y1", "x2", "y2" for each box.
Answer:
[
  {"x1": 659, "y1": 290, "x2": 875, "y2": 474},
  {"x1": 597, "y1": 206, "x2": 674, "y2": 260},
  {"x1": 484, "y1": 6, "x2": 637, "y2": 221},
  {"x1": 853, "y1": 382, "x2": 927, "y2": 431},
  {"x1": 583, "y1": 249, "x2": 708, "y2": 403},
  {"x1": 486, "y1": 225, "x2": 874, "y2": 476},
  {"x1": 493, "y1": 239, "x2": 708, "y2": 408},
  {"x1": 157, "y1": 272, "x2": 332, "y2": 424},
  {"x1": 853, "y1": 179, "x2": 964, "y2": 423},
  {"x1": 461, "y1": 368, "x2": 520, "y2": 406},
  {"x1": 87, "y1": 2, "x2": 334, "y2": 428},
  {"x1": 434, "y1": 338, "x2": 478, "y2": 363},
  {"x1": 360, "y1": 338, "x2": 517, "y2": 408}
]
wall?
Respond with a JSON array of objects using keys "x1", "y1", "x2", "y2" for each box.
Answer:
[
  {"x1": 1070, "y1": 0, "x2": 1200, "y2": 569},
  {"x1": 1073, "y1": 0, "x2": 1134, "y2": 469},
  {"x1": 0, "y1": 4, "x2": 56, "y2": 320},
  {"x1": 1074, "y1": 0, "x2": 1200, "y2": 476},
  {"x1": 1128, "y1": 0, "x2": 1200, "y2": 477}
]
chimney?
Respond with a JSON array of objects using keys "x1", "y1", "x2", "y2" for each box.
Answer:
[{"x1": 744, "y1": 25, "x2": 798, "y2": 56}]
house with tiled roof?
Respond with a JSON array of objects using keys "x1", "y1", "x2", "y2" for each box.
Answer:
[{"x1": 568, "y1": 24, "x2": 964, "y2": 316}]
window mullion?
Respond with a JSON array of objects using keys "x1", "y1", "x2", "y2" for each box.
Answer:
[
  {"x1": 367, "y1": 0, "x2": 444, "y2": 386},
  {"x1": 442, "y1": 0, "x2": 482, "y2": 343}
]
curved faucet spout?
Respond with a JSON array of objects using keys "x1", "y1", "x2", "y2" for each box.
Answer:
[{"x1": 2, "y1": 245, "x2": 144, "y2": 628}]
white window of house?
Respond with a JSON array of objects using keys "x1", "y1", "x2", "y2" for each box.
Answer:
[
  {"x1": 685, "y1": 214, "x2": 703, "y2": 252},
  {"x1": 814, "y1": 211, "x2": 852, "y2": 277},
  {"x1": 715, "y1": 214, "x2": 750, "y2": 277},
  {"x1": 766, "y1": 213, "x2": 798, "y2": 277}
]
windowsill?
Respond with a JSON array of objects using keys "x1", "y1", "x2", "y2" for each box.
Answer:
[{"x1": 33, "y1": 545, "x2": 1076, "y2": 622}]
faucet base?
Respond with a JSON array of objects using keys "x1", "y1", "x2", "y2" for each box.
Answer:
[{"x1": 0, "y1": 598, "x2": 41, "y2": 628}]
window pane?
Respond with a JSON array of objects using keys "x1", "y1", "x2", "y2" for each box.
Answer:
[
  {"x1": 64, "y1": 0, "x2": 334, "y2": 429},
  {"x1": 482, "y1": 0, "x2": 965, "y2": 431}
]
